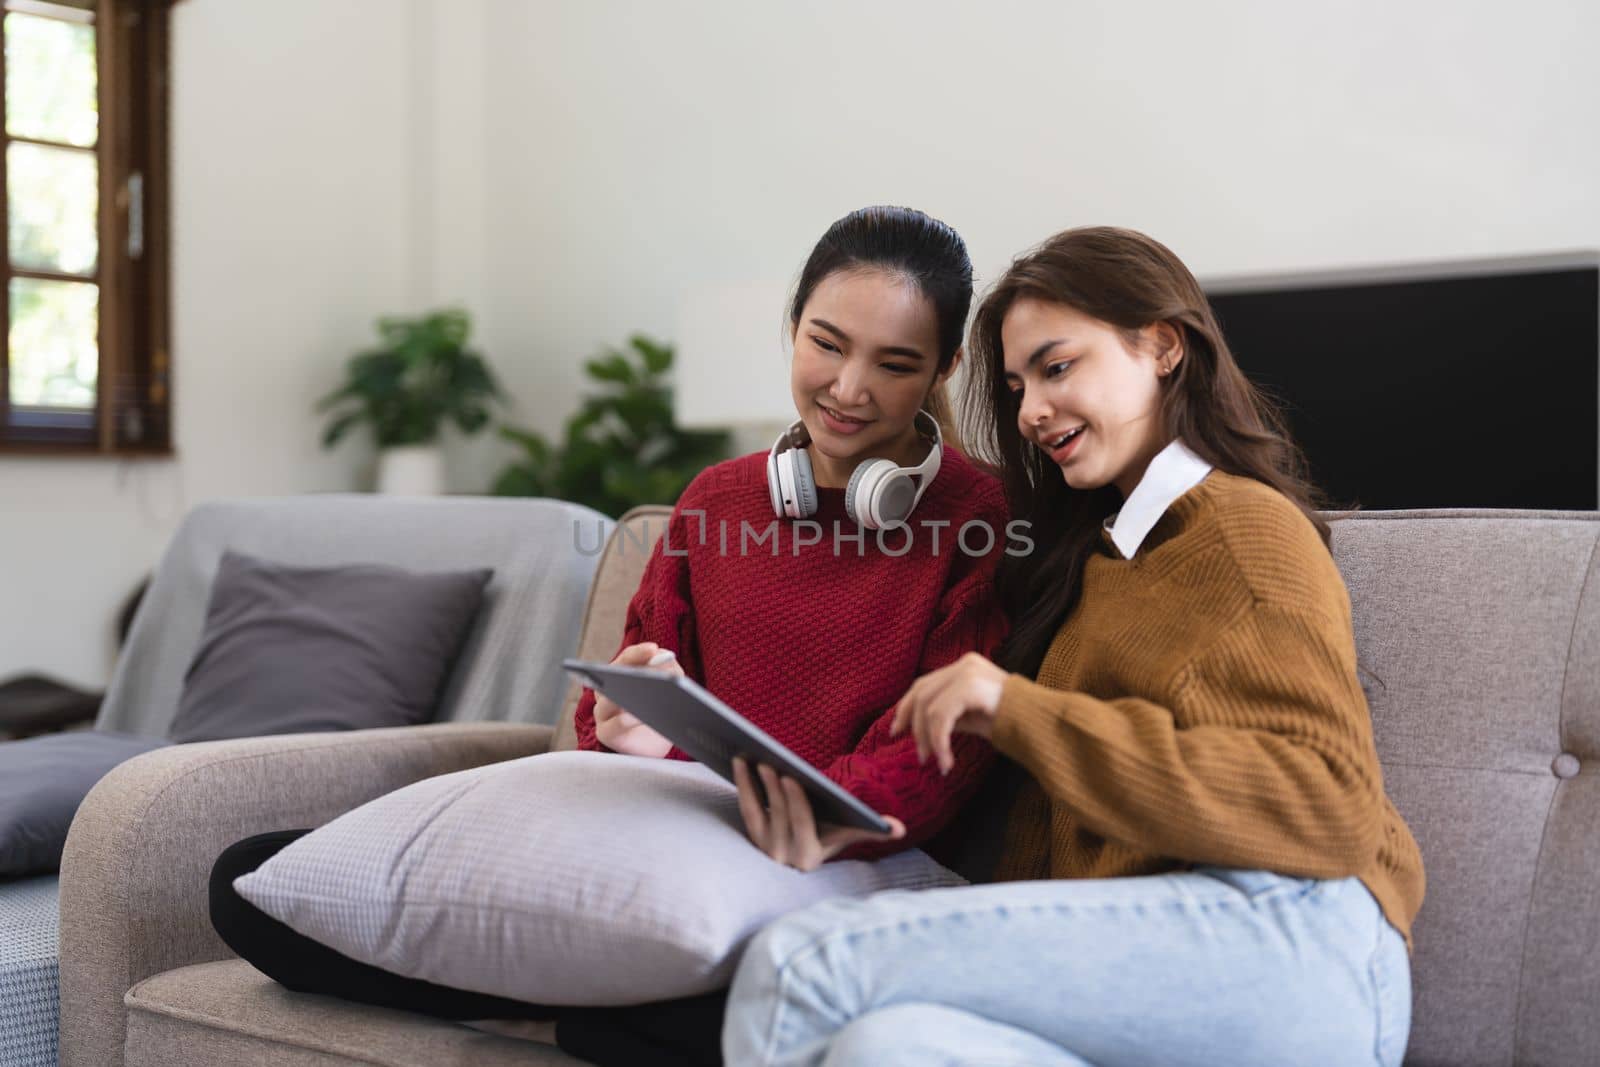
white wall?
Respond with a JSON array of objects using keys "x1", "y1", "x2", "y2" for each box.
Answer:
[
  {"x1": 3, "y1": 0, "x2": 1596, "y2": 687},
  {"x1": 0, "y1": 0, "x2": 436, "y2": 687},
  {"x1": 478, "y1": 0, "x2": 1598, "y2": 441}
]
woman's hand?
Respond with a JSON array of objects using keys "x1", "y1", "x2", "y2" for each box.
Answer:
[
  {"x1": 592, "y1": 642, "x2": 678, "y2": 757},
  {"x1": 732, "y1": 757, "x2": 904, "y2": 872},
  {"x1": 890, "y1": 651, "x2": 1009, "y2": 774}
]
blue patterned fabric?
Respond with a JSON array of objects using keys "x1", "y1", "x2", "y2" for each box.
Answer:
[{"x1": 0, "y1": 876, "x2": 59, "y2": 1067}]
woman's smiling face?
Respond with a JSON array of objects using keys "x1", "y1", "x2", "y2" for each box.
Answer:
[
  {"x1": 790, "y1": 268, "x2": 945, "y2": 487},
  {"x1": 1001, "y1": 297, "x2": 1179, "y2": 499}
]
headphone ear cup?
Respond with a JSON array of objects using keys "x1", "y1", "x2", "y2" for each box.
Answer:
[
  {"x1": 766, "y1": 451, "x2": 784, "y2": 516},
  {"x1": 871, "y1": 472, "x2": 919, "y2": 527},
  {"x1": 773, "y1": 450, "x2": 800, "y2": 517},
  {"x1": 791, "y1": 449, "x2": 818, "y2": 517},
  {"x1": 845, "y1": 459, "x2": 893, "y2": 528}
]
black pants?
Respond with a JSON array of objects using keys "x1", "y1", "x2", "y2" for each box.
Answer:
[{"x1": 209, "y1": 830, "x2": 724, "y2": 1067}]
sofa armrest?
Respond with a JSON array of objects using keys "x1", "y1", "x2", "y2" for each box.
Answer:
[{"x1": 57, "y1": 721, "x2": 554, "y2": 1067}]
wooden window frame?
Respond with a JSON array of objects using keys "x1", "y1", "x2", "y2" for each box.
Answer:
[{"x1": 0, "y1": 0, "x2": 173, "y2": 455}]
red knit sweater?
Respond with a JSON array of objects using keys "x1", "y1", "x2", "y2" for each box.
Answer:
[{"x1": 574, "y1": 446, "x2": 1009, "y2": 855}]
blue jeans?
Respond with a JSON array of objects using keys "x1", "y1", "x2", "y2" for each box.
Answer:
[{"x1": 723, "y1": 867, "x2": 1411, "y2": 1067}]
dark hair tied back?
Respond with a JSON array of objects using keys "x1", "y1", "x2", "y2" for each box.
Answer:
[{"x1": 790, "y1": 206, "x2": 973, "y2": 443}]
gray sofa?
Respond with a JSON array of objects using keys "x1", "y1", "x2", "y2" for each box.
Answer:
[
  {"x1": 0, "y1": 495, "x2": 606, "y2": 1067},
  {"x1": 51, "y1": 503, "x2": 1600, "y2": 1065}
]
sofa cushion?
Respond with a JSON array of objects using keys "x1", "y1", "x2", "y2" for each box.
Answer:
[
  {"x1": 235, "y1": 750, "x2": 964, "y2": 1006},
  {"x1": 1329, "y1": 509, "x2": 1600, "y2": 1067},
  {"x1": 124, "y1": 959, "x2": 579, "y2": 1066},
  {"x1": 0, "y1": 731, "x2": 170, "y2": 875},
  {"x1": 170, "y1": 551, "x2": 492, "y2": 742},
  {"x1": 0, "y1": 875, "x2": 61, "y2": 1065}
]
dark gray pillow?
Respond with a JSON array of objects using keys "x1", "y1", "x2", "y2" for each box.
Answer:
[
  {"x1": 169, "y1": 551, "x2": 491, "y2": 743},
  {"x1": 0, "y1": 730, "x2": 170, "y2": 876}
]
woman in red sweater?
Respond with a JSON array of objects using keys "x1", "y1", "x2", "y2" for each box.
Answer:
[
  {"x1": 573, "y1": 205, "x2": 1010, "y2": 867},
  {"x1": 538, "y1": 205, "x2": 1013, "y2": 1066}
]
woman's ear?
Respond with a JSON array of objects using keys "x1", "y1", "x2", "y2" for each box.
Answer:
[
  {"x1": 1146, "y1": 323, "x2": 1183, "y2": 377},
  {"x1": 938, "y1": 346, "x2": 965, "y2": 385}
]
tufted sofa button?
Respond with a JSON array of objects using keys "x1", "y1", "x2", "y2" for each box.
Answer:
[{"x1": 1552, "y1": 753, "x2": 1581, "y2": 779}]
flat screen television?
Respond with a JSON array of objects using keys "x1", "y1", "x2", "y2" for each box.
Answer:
[{"x1": 1204, "y1": 252, "x2": 1599, "y2": 511}]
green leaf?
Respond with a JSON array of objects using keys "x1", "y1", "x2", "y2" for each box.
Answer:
[
  {"x1": 631, "y1": 334, "x2": 674, "y2": 375},
  {"x1": 315, "y1": 308, "x2": 502, "y2": 447},
  {"x1": 453, "y1": 407, "x2": 489, "y2": 435},
  {"x1": 315, "y1": 382, "x2": 358, "y2": 411},
  {"x1": 450, "y1": 353, "x2": 503, "y2": 401},
  {"x1": 498, "y1": 425, "x2": 550, "y2": 454},
  {"x1": 320, "y1": 411, "x2": 363, "y2": 449},
  {"x1": 430, "y1": 308, "x2": 472, "y2": 348},
  {"x1": 584, "y1": 353, "x2": 637, "y2": 385}
]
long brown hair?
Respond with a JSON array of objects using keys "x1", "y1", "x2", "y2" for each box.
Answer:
[{"x1": 962, "y1": 226, "x2": 1331, "y2": 678}]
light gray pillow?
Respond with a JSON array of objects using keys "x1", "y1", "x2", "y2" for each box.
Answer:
[
  {"x1": 235, "y1": 750, "x2": 965, "y2": 1005},
  {"x1": 170, "y1": 551, "x2": 491, "y2": 742}
]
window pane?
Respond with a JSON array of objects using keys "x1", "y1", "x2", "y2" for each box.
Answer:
[
  {"x1": 9, "y1": 276, "x2": 97, "y2": 409},
  {"x1": 4, "y1": 11, "x2": 96, "y2": 148},
  {"x1": 7, "y1": 141, "x2": 97, "y2": 274}
]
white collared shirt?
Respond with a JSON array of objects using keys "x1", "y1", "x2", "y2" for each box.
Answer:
[{"x1": 1103, "y1": 439, "x2": 1214, "y2": 559}]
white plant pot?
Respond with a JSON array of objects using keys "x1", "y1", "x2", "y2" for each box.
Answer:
[{"x1": 376, "y1": 445, "x2": 446, "y2": 496}]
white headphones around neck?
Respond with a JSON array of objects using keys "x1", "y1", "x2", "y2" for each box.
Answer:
[{"x1": 766, "y1": 409, "x2": 943, "y2": 529}]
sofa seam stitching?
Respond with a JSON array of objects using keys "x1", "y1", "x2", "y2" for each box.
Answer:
[
  {"x1": 1554, "y1": 527, "x2": 1598, "y2": 758},
  {"x1": 1375, "y1": 761, "x2": 1568, "y2": 777},
  {"x1": 1510, "y1": 782, "x2": 1562, "y2": 1067}
]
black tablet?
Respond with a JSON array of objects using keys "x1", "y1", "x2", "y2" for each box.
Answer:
[{"x1": 562, "y1": 658, "x2": 892, "y2": 834}]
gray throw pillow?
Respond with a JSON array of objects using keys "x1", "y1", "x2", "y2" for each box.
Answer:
[
  {"x1": 235, "y1": 751, "x2": 965, "y2": 1005},
  {"x1": 169, "y1": 551, "x2": 491, "y2": 742},
  {"x1": 0, "y1": 730, "x2": 170, "y2": 876}
]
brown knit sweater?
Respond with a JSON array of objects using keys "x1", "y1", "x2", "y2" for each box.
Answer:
[{"x1": 990, "y1": 471, "x2": 1425, "y2": 950}]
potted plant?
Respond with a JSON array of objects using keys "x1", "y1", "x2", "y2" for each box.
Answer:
[
  {"x1": 493, "y1": 334, "x2": 730, "y2": 517},
  {"x1": 317, "y1": 308, "x2": 503, "y2": 494}
]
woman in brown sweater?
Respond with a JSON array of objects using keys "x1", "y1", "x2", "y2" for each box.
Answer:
[{"x1": 722, "y1": 227, "x2": 1425, "y2": 1067}]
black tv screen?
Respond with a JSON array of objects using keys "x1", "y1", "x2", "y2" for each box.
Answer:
[{"x1": 1205, "y1": 255, "x2": 1599, "y2": 511}]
